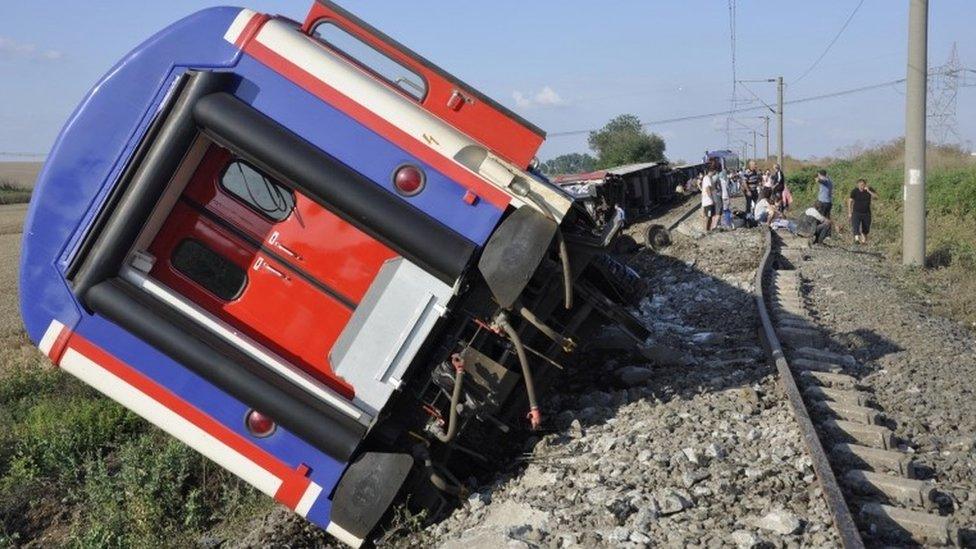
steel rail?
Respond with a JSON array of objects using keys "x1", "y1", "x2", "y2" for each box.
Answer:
[{"x1": 753, "y1": 227, "x2": 865, "y2": 549}]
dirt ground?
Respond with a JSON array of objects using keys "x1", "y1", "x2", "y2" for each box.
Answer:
[
  {"x1": 0, "y1": 162, "x2": 42, "y2": 188},
  {"x1": 0, "y1": 205, "x2": 26, "y2": 338}
]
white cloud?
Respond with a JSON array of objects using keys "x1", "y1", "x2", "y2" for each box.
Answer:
[
  {"x1": 512, "y1": 85, "x2": 568, "y2": 109},
  {"x1": 534, "y1": 86, "x2": 566, "y2": 106},
  {"x1": 512, "y1": 91, "x2": 532, "y2": 108},
  {"x1": 0, "y1": 36, "x2": 64, "y2": 62}
]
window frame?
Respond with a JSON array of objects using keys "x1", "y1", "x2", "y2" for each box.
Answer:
[
  {"x1": 309, "y1": 19, "x2": 429, "y2": 102},
  {"x1": 218, "y1": 159, "x2": 296, "y2": 223},
  {"x1": 170, "y1": 238, "x2": 248, "y2": 302}
]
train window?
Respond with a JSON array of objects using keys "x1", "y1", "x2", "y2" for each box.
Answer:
[
  {"x1": 171, "y1": 239, "x2": 246, "y2": 301},
  {"x1": 311, "y1": 22, "x2": 427, "y2": 100},
  {"x1": 220, "y1": 161, "x2": 295, "y2": 222}
]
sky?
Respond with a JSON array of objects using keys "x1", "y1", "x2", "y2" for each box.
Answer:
[{"x1": 1, "y1": 1, "x2": 973, "y2": 163}]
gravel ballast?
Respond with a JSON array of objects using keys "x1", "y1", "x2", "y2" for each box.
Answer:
[
  {"x1": 403, "y1": 221, "x2": 840, "y2": 548},
  {"x1": 784, "y1": 240, "x2": 976, "y2": 545}
]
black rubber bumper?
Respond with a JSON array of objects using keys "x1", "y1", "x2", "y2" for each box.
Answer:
[
  {"x1": 86, "y1": 278, "x2": 365, "y2": 461},
  {"x1": 193, "y1": 92, "x2": 476, "y2": 284},
  {"x1": 70, "y1": 71, "x2": 233, "y2": 302}
]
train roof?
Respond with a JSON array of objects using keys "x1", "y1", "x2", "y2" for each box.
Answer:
[
  {"x1": 301, "y1": 1, "x2": 546, "y2": 169},
  {"x1": 551, "y1": 161, "x2": 664, "y2": 185}
]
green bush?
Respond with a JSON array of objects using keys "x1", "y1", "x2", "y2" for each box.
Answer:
[
  {"x1": 781, "y1": 141, "x2": 976, "y2": 330},
  {"x1": 70, "y1": 432, "x2": 263, "y2": 548},
  {"x1": 9, "y1": 396, "x2": 140, "y2": 484}
]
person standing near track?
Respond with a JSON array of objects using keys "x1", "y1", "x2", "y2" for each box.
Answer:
[
  {"x1": 718, "y1": 168, "x2": 733, "y2": 228},
  {"x1": 847, "y1": 178, "x2": 878, "y2": 244},
  {"x1": 771, "y1": 163, "x2": 786, "y2": 194},
  {"x1": 701, "y1": 167, "x2": 718, "y2": 232},
  {"x1": 741, "y1": 160, "x2": 761, "y2": 215},
  {"x1": 815, "y1": 169, "x2": 834, "y2": 218}
]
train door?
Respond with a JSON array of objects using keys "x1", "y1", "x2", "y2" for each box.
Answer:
[{"x1": 146, "y1": 145, "x2": 398, "y2": 397}]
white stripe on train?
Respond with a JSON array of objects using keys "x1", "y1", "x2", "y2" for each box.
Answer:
[
  {"x1": 37, "y1": 318, "x2": 64, "y2": 357},
  {"x1": 40, "y1": 319, "x2": 323, "y2": 520},
  {"x1": 224, "y1": 13, "x2": 571, "y2": 219},
  {"x1": 223, "y1": 9, "x2": 257, "y2": 45}
]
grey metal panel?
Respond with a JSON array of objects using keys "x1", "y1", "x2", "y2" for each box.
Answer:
[
  {"x1": 606, "y1": 162, "x2": 661, "y2": 176},
  {"x1": 331, "y1": 258, "x2": 454, "y2": 417}
]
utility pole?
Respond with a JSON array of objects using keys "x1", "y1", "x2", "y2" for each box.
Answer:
[
  {"x1": 763, "y1": 116, "x2": 770, "y2": 162},
  {"x1": 777, "y1": 76, "x2": 785, "y2": 167},
  {"x1": 752, "y1": 130, "x2": 758, "y2": 163},
  {"x1": 903, "y1": 0, "x2": 927, "y2": 266}
]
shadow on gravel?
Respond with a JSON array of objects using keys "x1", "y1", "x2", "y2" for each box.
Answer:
[
  {"x1": 386, "y1": 229, "x2": 851, "y2": 548},
  {"x1": 841, "y1": 328, "x2": 904, "y2": 364},
  {"x1": 252, "y1": 230, "x2": 938, "y2": 548}
]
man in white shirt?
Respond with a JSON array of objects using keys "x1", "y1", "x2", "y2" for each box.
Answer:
[
  {"x1": 701, "y1": 168, "x2": 717, "y2": 232},
  {"x1": 795, "y1": 205, "x2": 833, "y2": 245},
  {"x1": 753, "y1": 193, "x2": 771, "y2": 224},
  {"x1": 719, "y1": 169, "x2": 733, "y2": 228}
]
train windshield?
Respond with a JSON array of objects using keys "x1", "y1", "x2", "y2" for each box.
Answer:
[{"x1": 311, "y1": 21, "x2": 428, "y2": 100}]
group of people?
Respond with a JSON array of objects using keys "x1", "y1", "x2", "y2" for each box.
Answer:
[
  {"x1": 697, "y1": 162, "x2": 879, "y2": 246},
  {"x1": 699, "y1": 160, "x2": 789, "y2": 232}
]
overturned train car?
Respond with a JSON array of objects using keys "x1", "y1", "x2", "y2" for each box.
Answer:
[
  {"x1": 553, "y1": 161, "x2": 704, "y2": 229},
  {"x1": 19, "y1": 2, "x2": 652, "y2": 546}
]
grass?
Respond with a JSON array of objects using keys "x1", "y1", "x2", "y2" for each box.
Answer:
[
  {"x1": 0, "y1": 356, "x2": 268, "y2": 546},
  {"x1": 779, "y1": 140, "x2": 976, "y2": 330},
  {"x1": 0, "y1": 181, "x2": 32, "y2": 205}
]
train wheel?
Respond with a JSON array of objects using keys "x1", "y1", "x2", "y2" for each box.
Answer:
[{"x1": 643, "y1": 224, "x2": 672, "y2": 251}]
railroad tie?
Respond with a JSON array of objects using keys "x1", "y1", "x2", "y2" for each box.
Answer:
[
  {"x1": 831, "y1": 443, "x2": 916, "y2": 478},
  {"x1": 774, "y1": 311, "x2": 812, "y2": 325},
  {"x1": 770, "y1": 294, "x2": 805, "y2": 309},
  {"x1": 821, "y1": 419, "x2": 895, "y2": 450},
  {"x1": 803, "y1": 385, "x2": 873, "y2": 407},
  {"x1": 776, "y1": 326, "x2": 825, "y2": 348},
  {"x1": 812, "y1": 400, "x2": 882, "y2": 425},
  {"x1": 797, "y1": 369, "x2": 860, "y2": 389},
  {"x1": 791, "y1": 357, "x2": 845, "y2": 373},
  {"x1": 860, "y1": 503, "x2": 959, "y2": 546},
  {"x1": 842, "y1": 469, "x2": 935, "y2": 507},
  {"x1": 793, "y1": 346, "x2": 858, "y2": 368},
  {"x1": 777, "y1": 316, "x2": 815, "y2": 330}
]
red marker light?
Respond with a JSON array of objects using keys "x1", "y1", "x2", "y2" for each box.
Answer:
[
  {"x1": 245, "y1": 409, "x2": 276, "y2": 438},
  {"x1": 393, "y1": 165, "x2": 425, "y2": 196}
]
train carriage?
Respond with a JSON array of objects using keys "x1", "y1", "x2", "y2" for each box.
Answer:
[{"x1": 20, "y1": 2, "x2": 650, "y2": 545}]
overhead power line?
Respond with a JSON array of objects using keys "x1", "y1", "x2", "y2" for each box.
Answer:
[
  {"x1": 793, "y1": 0, "x2": 866, "y2": 86},
  {"x1": 547, "y1": 77, "x2": 906, "y2": 138},
  {"x1": 0, "y1": 152, "x2": 47, "y2": 158},
  {"x1": 736, "y1": 80, "x2": 777, "y2": 113}
]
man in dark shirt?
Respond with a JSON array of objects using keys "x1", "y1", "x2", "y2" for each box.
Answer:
[
  {"x1": 771, "y1": 163, "x2": 786, "y2": 194},
  {"x1": 740, "y1": 160, "x2": 761, "y2": 214},
  {"x1": 846, "y1": 178, "x2": 878, "y2": 244}
]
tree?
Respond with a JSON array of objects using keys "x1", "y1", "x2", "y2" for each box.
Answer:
[
  {"x1": 588, "y1": 114, "x2": 666, "y2": 169},
  {"x1": 541, "y1": 153, "x2": 597, "y2": 175}
]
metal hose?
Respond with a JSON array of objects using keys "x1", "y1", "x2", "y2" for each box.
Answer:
[
  {"x1": 518, "y1": 305, "x2": 576, "y2": 353},
  {"x1": 555, "y1": 228, "x2": 573, "y2": 310},
  {"x1": 497, "y1": 314, "x2": 541, "y2": 430},
  {"x1": 424, "y1": 458, "x2": 466, "y2": 497},
  {"x1": 434, "y1": 355, "x2": 465, "y2": 443}
]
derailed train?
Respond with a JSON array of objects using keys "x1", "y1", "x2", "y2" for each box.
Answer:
[{"x1": 19, "y1": 2, "x2": 655, "y2": 545}]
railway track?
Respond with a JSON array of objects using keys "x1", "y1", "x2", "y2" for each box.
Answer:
[{"x1": 755, "y1": 228, "x2": 961, "y2": 547}]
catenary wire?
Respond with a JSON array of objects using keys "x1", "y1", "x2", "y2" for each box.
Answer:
[{"x1": 793, "y1": 0, "x2": 866, "y2": 86}]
